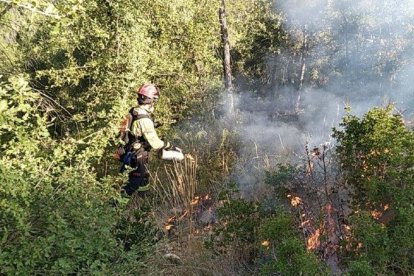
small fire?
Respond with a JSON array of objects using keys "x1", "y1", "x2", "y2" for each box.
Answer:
[
  {"x1": 262, "y1": 240, "x2": 270, "y2": 247},
  {"x1": 344, "y1": 224, "x2": 351, "y2": 232},
  {"x1": 287, "y1": 194, "x2": 302, "y2": 207},
  {"x1": 307, "y1": 229, "x2": 321, "y2": 250},
  {"x1": 163, "y1": 194, "x2": 213, "y2": 232},
  {"x1": 371, "y1": 210, "x2": 382, "y2": 220},
  {"x1": 371, "y1": 204, "x2": 391, "y2": 220},
  {"x1": 300, "y1": 219, "x2": 311, "y2": 228},
  {"x1": 191, "y1": 196, "x2": 200, "y2": 206},
  {"x1": 167, "y1": 216, "x2": 176, "y2": 223},
  {"x1": 165, "y1": 224, "x2": 174, "y2": 231},
  {"x1": 190, "y1": 194, "x2": 210, "y2": 206},
  {"x1": 164, "y1": 216, "x2": 177, "y2": 231},
  {"x1": 306, "y1": 162, "x2": 314, "y2": 175}
]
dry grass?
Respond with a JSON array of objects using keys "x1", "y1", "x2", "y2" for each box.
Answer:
[
  {"x1": 152, "y1": 154, "x2": 198, "y2": 213},
  {"x1": 143, "y1": 237, "x2": 248, "y2": 276},
  {"x1": 143, "y1": 153, "x2": 252, "y2": 275}
]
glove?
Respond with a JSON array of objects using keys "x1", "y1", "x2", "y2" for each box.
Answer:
[
  {"x1": 162, "y1": 142, "x2": 183, "y2": 152},
  {"x1": 163, "y1": 141, "x2": 172, "y2": 150}
]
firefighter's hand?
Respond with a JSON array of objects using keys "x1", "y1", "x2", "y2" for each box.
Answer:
[
  {"x1": 162, "y1": 142, "x2": 183, "y2": 153},
  {"x1": 163, "y1": 141, "x2": 172, "y2": 150}
]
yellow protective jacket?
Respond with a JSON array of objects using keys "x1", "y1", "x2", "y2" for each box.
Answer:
[{"x1": 129, "y1": 105, "x2": 166, "y2": 150}]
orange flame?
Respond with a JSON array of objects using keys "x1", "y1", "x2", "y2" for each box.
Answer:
[
  {"x1": 288, "y1": 195, "x2": 302, "y2": 207},
  {"x1": 307, "y1": 229, "x2": 321, "y2": 250},
  {"x1": 165, "y1": 224, "x2": 174, "y2": 231},
  {"x1": 371, "y1": 210, "x2": 382, "y2": 220},
  {"x1": 191, "y1": 197, "x2": 200, "y2": 206},
  {"x1": 300, "y1": 219, "x2": 311, "y2": 228},
  {"x1": 371, "y1": 204, "x2": 391, "y2": 220}
]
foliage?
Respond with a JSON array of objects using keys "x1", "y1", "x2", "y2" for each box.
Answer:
[
  {"x1": 0, "y1": 0, "x2": 236, "y2": 273},
  {"x1": 204, "y1": 183, "x2": 261, "y2": 267},
  {"x1": 1, "y1": 0, "x2": 414, "y2": 274},
  {"x1": 178, "y1": 120, "x2": 239, "y2": 192},
  {"x1": 0, "y1": 76, "x2": 155, "y2": 274},
  {"x1": 216, "y1": 192, "x2": 260, "y2": 245},
  {"x1": 345, "y1": 260, "x2": 375, "y2": 276},
  {"x1": 260, "y1": 173, "x2": 328, "y2": 275},
  {"x1": 260, "y1": 237, "x2": 327, "y2": 276},
  {"x1": 228, "y1": 0, "x2": 285, "y2": 87},
  {"x1": 209, "y1": 182, "x2": 326, "y2": 274},
  {"x1": 334, "y1": 106, "x2": 414, "y2": 275},
  {"x1": 265, "y1": 163, "x2": 298, "y2": 199}
]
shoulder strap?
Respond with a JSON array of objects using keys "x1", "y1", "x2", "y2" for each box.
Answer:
[
  {"x1": 129, "y1": 107, "x2": 152, "y2": 121},
  {"x1": 124, "y1": 108, "x2": 153, "y2": 146}
]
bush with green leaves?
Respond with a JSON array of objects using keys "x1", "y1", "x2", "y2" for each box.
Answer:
[
  {"x1": 208, "y1": 184, "x2": 261, "y2": 264},
  {"x1": 334, "y1": 106, "x2": 414, "y2": 275},
  {"x1": 0, "y1": 77, "x2": 158, "y2": 274},
  {"x1": 346, "y1": 260, "x2": 375, "y2": 276},
  {"x1": 257, "y1": 207, "x2": 327, "y2": 275},
  {"x1": 209, "y1": 181, "x2": 326, "y2": 274}
]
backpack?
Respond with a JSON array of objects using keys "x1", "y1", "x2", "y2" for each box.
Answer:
[{"x1": 114, "y1": 108, "x2": 151, "y2": 171}]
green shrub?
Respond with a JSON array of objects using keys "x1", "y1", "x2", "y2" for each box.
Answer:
[
  {"x1": 0, "y1": 76, "x2": 158, "y2": 275},
  {"x1": 334, "y1": 106, "x2": 414, "y2": 274},
  {"x1": 260, "y1": 237, "x2": 327, "y2": 276},
  {"x1": 259, "y1": 212, "x2": 327, "y2": 276},
  {"x1": 346, "y1": 260, "x2": 375, "y2": 276},
  {"x1": 216, "y1": 194, "x2": 261, "y2": 245},
  {"x1": 259, "y1": 211, "x2": 297, "y2": 245}
]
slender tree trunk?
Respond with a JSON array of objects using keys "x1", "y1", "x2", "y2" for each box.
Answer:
[
  {"x1": 219, "y1": 0, "x2": 234, "y2": 113},
  {"x1": 298, "y1": 25, "x2": 308, "y2": 91},
  {"x1": 296, "y1": 24, "x2": 308, "y2": 113}
]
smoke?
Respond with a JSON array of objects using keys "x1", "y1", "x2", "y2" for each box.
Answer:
[
  {"x1": 225, "y1": 0, "x2": 414, "y2": 196},
  {"x1": 275, "y1": 0, "x2": 414, "y2": 108}
]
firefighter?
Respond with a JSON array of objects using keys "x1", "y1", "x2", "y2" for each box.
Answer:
[{"x1": 117, "y1": 84, "x2": 177, "y2": 197}]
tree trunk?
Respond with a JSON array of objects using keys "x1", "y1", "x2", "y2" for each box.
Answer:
[
  {"x1": 298, "y1": 25, "x2": 308, "y2": 91},
  {"x1": 296, "y1": 25, "x2": 308, "y2": 112},
  {"x1": 219, "y1": 0, "x2": 234, "y2": 113}
]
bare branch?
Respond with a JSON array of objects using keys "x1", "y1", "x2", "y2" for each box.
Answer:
[{"x1": 33, "y1": 88, "x2": 72, "y2": 116}]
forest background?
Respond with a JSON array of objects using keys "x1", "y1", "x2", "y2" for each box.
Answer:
[{"x1": 1, "y1": 0, "x2": 413, "y2": 275}]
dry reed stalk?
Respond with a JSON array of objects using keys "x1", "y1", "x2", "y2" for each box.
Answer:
[{"x1": 153, "y1": 154, "x2": 198, "y2": 214}]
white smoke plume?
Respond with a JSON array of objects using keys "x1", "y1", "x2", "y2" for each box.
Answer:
[{"x1": 225, "y1": 0, "x2": 414, "y2": 196}]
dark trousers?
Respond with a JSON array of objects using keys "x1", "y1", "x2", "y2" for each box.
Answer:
[{"x1": 123, "y1": 150, "x2": 150, "y2": 196}]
